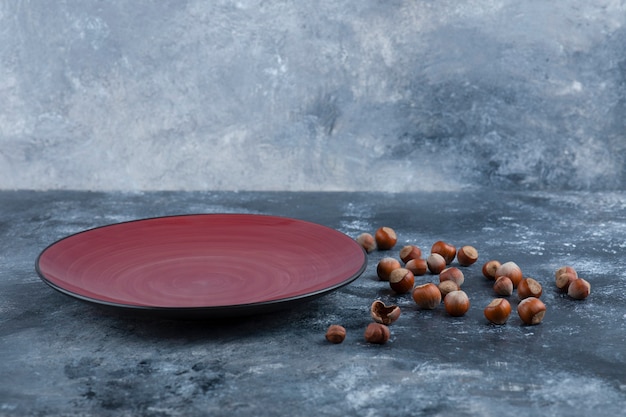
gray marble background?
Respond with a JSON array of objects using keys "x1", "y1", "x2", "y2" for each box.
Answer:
[{"x1": 1, "y1": 1, "x2": 625, "y2": 192}]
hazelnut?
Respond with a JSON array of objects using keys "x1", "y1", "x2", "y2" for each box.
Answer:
[
  {"x1": 517, "y1": 297, "x2": 546, "y2": 325},
  {"x1": 389, "y1": 268, "x2": 415, "y2": 294},
  {"x1": 517, "y1": 277, "x2": 543, "y2": 300},
  {"x1": 483, "y1": 298, "x2": 512, "y2": 325},
  {"x1": 567, "y1": 278, "x2": 591, "y2": 300},
  {"x1": 370, "y1": 300, "x2": 401, "y2": 325},
  {"x1": 495, "y1": 261, "x2": 523, "y2": 288},
  {"x1": 431, "y1": 240, "x2": 457, "y2": 265},
  {"x1": 325, "y1": 325, "x2": 346, "y2": 344},
  {"x1": 555, "y1": 266, "x2": 578, "y2": 291},
  {"x1": 439, "y1": 267, "x2": 465, "y2": 286},
  {"x1": 493, "y1": 276, "x2": 514, "y2": 296},
  {"x1": 556, "y1": 265, "x2": 578, "y2": 280},
  {"x1": 482, "y1": 260, "x2": 501, "y2": 280},
  {"x1": 443, "y1": 290, "x2": 470, "y2": 317},
  {"x1": 355, "y1": 233, "x2": 376, "y2": 253},
  {"x1": 412, "y1": 283, "x2": 442, "y2": 309},
  {"x1": 375, "y1": 227, "x2": 397, "y2": 251},
  {"x1": 405, "y1": 258, "x2": 428, "y2": 276},
  {"x1": 377, "y1": 257, "x2": 401, "y2": 281},
  {"x1": 438, "y1": 280, "x2": 460, "y2": 298},
  {"x1": 457, "y1": 245, "x2": 478, "y2": 266},
  {"x1": 427, "y1": 253, "x2": 446, "y2": 274},
  {"x1": 399, "y1": 245, "x2": 422, "y2": 263},
  {"x1": 364, "y1": 323, "x2": 390, "y2": 344}
]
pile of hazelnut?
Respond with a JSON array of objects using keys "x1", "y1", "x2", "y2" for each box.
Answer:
[{"x1": 325, "y1": 226, "x2": 591, "y2": 345}]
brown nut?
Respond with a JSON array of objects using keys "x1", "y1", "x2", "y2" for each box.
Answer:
[
  {"x1": 483, "y1": 298, "x2": 512, "y2": 325},
  {"x1": 376, "y1": 257, "x2": 401, "y2": 281},
  {"x1": 517, "y1": 297, "x2": 546, "y2": 325},
  {"x1": 325, "y1": 325, "x2": 346, "y2": 344},
  {"x1": 370, "y1": 300, "x2": 401, "y2": 325},
  {"x1": 567, "y1": 278, "x2": 591, "y2": 300},
  {"x1": 355, "y1": 233, "x2": 376, "y2": 253},
  {"x1": 457, "y1": 245, "x2": 478, "y2": 266},
  {"x1": 399, "y1": 245, "x2": 422, "y2": 263},
  {"x1": 555, "y1": 266, "x2": 578, "y2": 291},
  {"x1": 438, "y1": 280, "x2": 460, "y2": 298},
  {"x1": 375, "y1": 227, "x2": 397, "y2": 251},
  {"x1": 405, "y1": 258, "x2": 428, "y2": 276},
  {"x1": 427, "y1": 253, "x2": 446, "y2": 274},
  {"x1": 482, "y1": 260, "x2": 501, "y2": 280},
  {"x1": 495, "y1": 261, "x2": 523, "y2": 288},
  {"x1": 517, "y1": 277, "x2": 543, "y2": 300},
  {"x1": 389, "y1": 268, "x2": 415, "y2": 294},
  {"x1": 412, "y1": 283, "x2": 442, "y2": 310},
  {"x1": 439, "y1": 267, "x2": 465, "y2": 286},
  {"x1": 431, "y1": 240, "x2": 457, "y2": 265},
  {"x1": 364, "y1": 322, "x2": 390, "y2": 344},
  {"x1": 493, "y1": 276, "x2": 514, "y2": 296},
  {"x1": 443, "y1": 290, "x2": 470, "y2": 317}
]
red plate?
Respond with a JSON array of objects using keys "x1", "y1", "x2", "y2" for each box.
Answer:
[{"x1": 36, "y1": 214, "x2": 367, "y2": 317}]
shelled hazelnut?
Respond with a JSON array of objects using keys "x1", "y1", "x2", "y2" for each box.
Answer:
[
  {"x1": 364, "y1": 323, "x2": 390, "y2": 344},
  {"x1": 399, "y1": 245, "x2": 422, "y2": 263},
  {"x1": 517, "y1": 277, "x2": 542, "y2": 300},
  {"x1": 405, "y1": 258, "x2": 428, "y2": 276},
  {"x1": 370, "y1": 300, "x2": 401, "y2": 325},
  {"x1": 325, "y1": 325, "x2": 346, "y2": 344},
  {"x1": 483, "y1": 298, "x2": 512, "y2": 325},
  {"x1": 439, "y1": 267, "x2": 465, "y2": 286},
  {"x1": 567, "y1": 278, "x2": 591, "y2": 300},
  {"x1": 495, "y1": 261, "x2": 523, "y2": 288},
  {"x1": 431, "y1": 241, "x2": 457, "y2": 265},
  {"x1": 493, "y1": 276, "x2": 514, "y2": 296},
  {"x1": 427, "y1": 253, "x2": 446, "y2": 274},
  {"x1": 412, "y1": 283, "x2": 442, "y2": 310},
  {"x1": 457, "y1": 245, "x2": 478, "y2": 266},
  {"x1": 482, "y1": 260, "x2": 501, "y2": 280},
  {"x1": 375, "y1": 227, "x2": 397, "y2": 251},
  {"x1": 377, "y1": 257, "x2": 401, "y2": 281},
  {"x1": 355, "y1": 233, "x2": 376, "y2": 253},
  {"x1": 389, "y1": 268, "x2": 415, "y2": 294},
  {"x1": 444, "y1": 290, "x2": 470, "y2": 317},
  {"x1": 517, "y1": 297, "x2": 546, "y2": 325}
]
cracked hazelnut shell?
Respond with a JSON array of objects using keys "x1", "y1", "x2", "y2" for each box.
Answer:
[{"x1": 370, "y1": 300, "x2": 401, "y2": 325}]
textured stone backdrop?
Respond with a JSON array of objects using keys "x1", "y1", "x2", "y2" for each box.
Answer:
[{"x1": 1, "y1": 1, "x2": 625, "y2": 191}]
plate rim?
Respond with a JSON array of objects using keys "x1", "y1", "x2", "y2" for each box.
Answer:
[{"x1": 35, "y1": 213, "x2": 368, "y2": 318}]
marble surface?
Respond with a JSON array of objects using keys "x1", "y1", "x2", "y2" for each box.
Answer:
[
  {"x1": 2, "y1": 1, "x2": 626, "y2": 192},
  {"x1": 1, "y1": 190, "x2": 625, "y2": 416}
]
